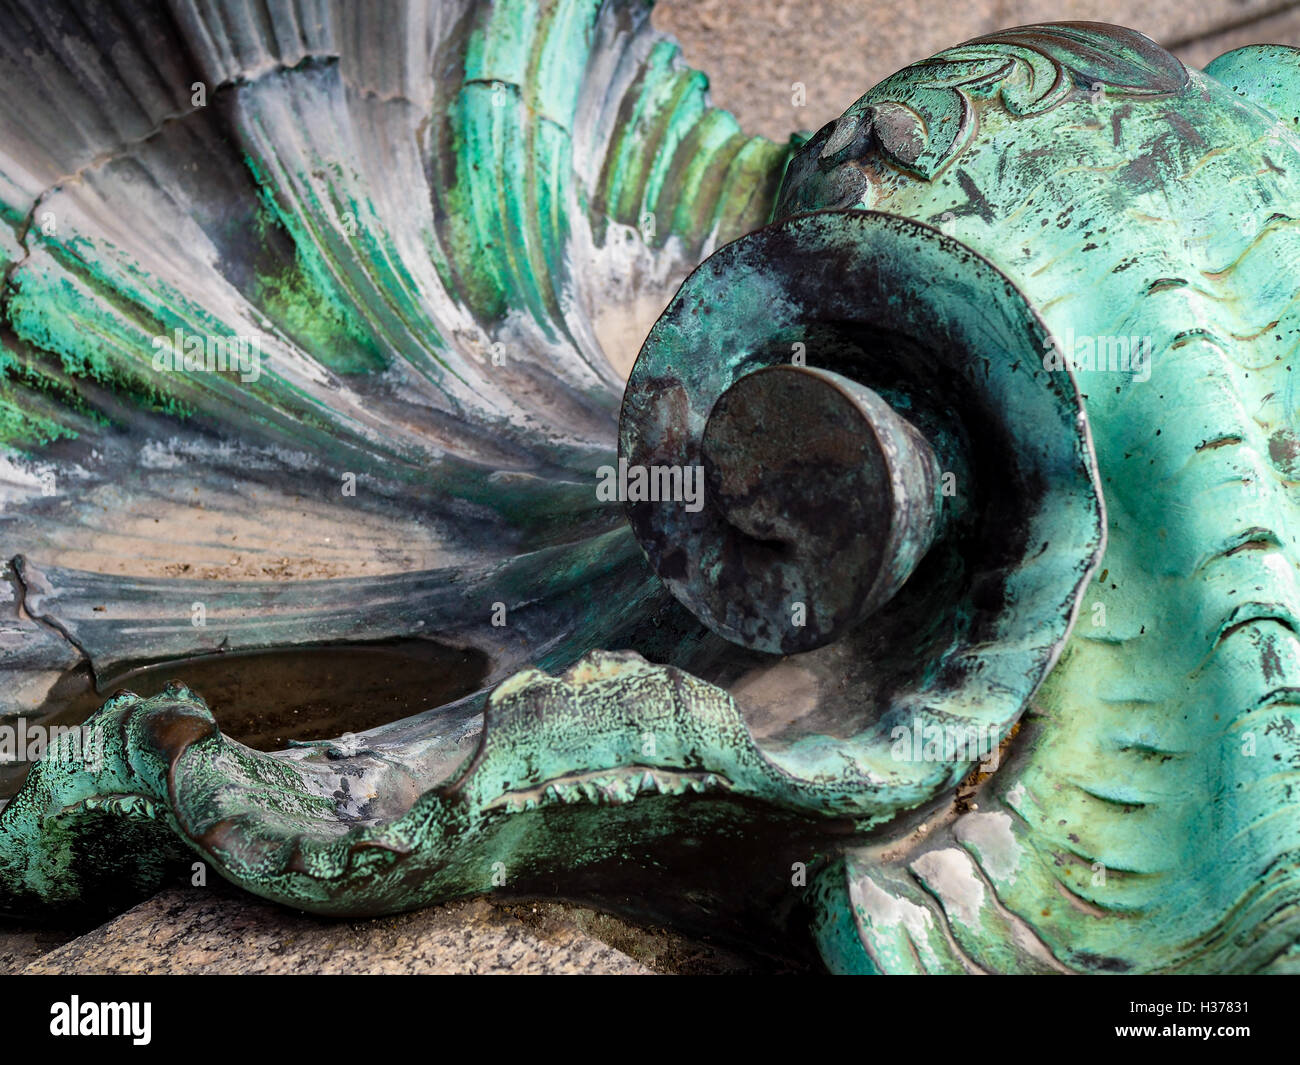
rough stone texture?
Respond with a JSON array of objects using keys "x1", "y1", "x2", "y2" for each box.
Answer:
[
  {"x1": 3, "y1": 891, "x2": 775, "y2": 974},
  {"x1": 655, "y1": 0, "x2": 1300, "y2": 140},
  {"x1": 0, "y1": 924, "x2": 81, "y2": 974},
  {"x1": 500, "y1": 901, "x2": 760, "y2": 973},
  {"x1": 20, "y1": 887, "x2": 653, "y2": 975},
  {"x1": 1177, "y1": 4, "x2": 1300, "y2": 67}
]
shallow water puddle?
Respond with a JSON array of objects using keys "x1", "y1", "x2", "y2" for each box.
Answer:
[{"x1": 1, "y1": 640, "x2": 490, "y2": 799}]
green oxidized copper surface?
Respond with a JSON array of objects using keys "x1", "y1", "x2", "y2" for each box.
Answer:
[
  {"x1": 1, "y1": 7, "x2": 1298, "y2": 973},
  {"x1": 785, "y1": 25, "x2": 1300, "y2": 975}
]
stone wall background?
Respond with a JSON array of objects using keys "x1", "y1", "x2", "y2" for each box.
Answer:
[{"x1": 655, "y1": 0, "x2": 1300, "y2": 140}]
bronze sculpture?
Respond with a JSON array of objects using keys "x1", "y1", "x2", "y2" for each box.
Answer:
[{"x1": 1, "y1": 4, "x2": 1297, "y2": 973}]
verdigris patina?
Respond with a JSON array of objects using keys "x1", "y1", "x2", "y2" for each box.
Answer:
[{"x1": 0, "y1": 5, "x2": 1298, "y2": 973}]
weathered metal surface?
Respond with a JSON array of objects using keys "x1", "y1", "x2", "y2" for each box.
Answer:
[
  {"x1": 785, "y1": 25, "x2": 1300, "y2": 974},
  {"x1": 695, "y1": 364, "x2": 944, "y2": 652},
  {"x1": 0, "y1": 0, "x2": 789, "y2": 707},
  {"x1": 0, "y1": 8, "x2": 1297, "y2": 974}
]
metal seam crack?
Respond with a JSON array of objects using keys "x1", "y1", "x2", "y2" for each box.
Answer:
[{"x1": 6, "y1": 553, "x2": 97, "y2": 691}]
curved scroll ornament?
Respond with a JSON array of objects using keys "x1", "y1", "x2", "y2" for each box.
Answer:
[
  {"x1": 1, "y1": 206, "x2": 1106, "y2": 923},
  {"x1": 777, "y1": 23, "x2": 1188, "y2": 213},
  {"x1": 620, "y1": 208, "x2": 1103, "y2": 807},
  {"x1": 777, "y1": 29, "x2": 1300, "y2": 974},
  {"x1": 2, "y1": 10, "x2": 1299, "y2": 977}
]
